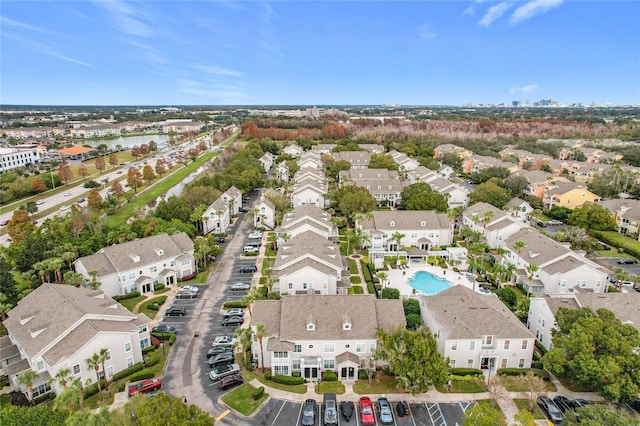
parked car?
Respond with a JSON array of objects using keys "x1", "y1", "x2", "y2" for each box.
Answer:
[
  {"x1": 213, "y1": 236, "x2": 226, "y2": 243},
  {"x1": 359, "y1": 396, "x2": 375, "y2": 425},
  {"x1": 223, "y1": 308, "x2": 244, "y2": 318},
  {"x1": 207, "y1": 352, "x2": 234, "y2": 367},
  {"x1": 176, "y1": 289, "x2": 198, "y2": 299},
  {"x1": 0, "y1": 220, "x2": 9, "y2": 226},
  {"x1": 599, "y1": 242, "x2": 611, "y2": 250},
  {"x1": 538, "y1": 396, "x2": 563, "y2": 424},
  {"x1": 36, "y1": 200, "x2": 45, "y2": 205},
  {"x1": 377, "y1": 397, "x2": 394, "y2": 424},
  {"x1": 59, "y1": 205, "x2": 70, "y2": 212},
  {"x1": 239, "y1": 265, "x2": 257, "y2": 273},
  {"x1": 222, "y1": 316, "x2": 244, "y2": 326},
  {"x1": 230, "y1": 282, "x2": 251, "y2": 291},
  {"x1": 151, "y1": 325, "x2": 176, "y2": 334},
  {"x1": 76, "y1": 198, "x2": 86, "y2": 204},
  {"x1": 324, "y1": 393, "x2": 338, "y2": 425},
  {"x1": 573, "y1": 398, "x2": 590, "y2": 409},
  {"x1": 340, "y1": 400, "x2": 354, "y2": 422},
  {"x1": 248, "y1": 231, "x2": 262, "y2": 239},
  {"x1": 618, "y1": 258, "x2": 638, "y2": 265},
  {"x1": 128, "y1": 378, "x2": 161, "y2": 397},
  {"x1": 238, "y1": 207, "x2": 248, "y2": 213},
  {"x1": 301, "y1": 399, "x2": 317, "y2": 426},
  {"x1": 219, "y1": 373, "x2": 244, "y2": 390},
  {"x1": 395, "y1": 401, "x2": 408, "y2": 417},
  {"x1": 207, "y1": 346, "x2": 233, "y2": 357},
  {"x1": 180, "y1": 285, "x2": 199, "y2": 293},
  {"x1": 208, "y1": 363, "x2": 240, "y2": 381},
  {"x1": 553, "y1": 396, "x2": 573, "y2": 413},
  {"x1": 243, "y1": 245, "x2": 258, "y2": 253},
  {"x1": 212, "y1": 335, "x2": 236, "y2": 345},
  {"x1": 165, "y1": 307, "x2": 186, "y2": 317}
]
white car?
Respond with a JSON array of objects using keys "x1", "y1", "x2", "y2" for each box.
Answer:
[
  {"x1": 212, "y1": 336, "x2": 236, "y2": 345},
  {"x1": 179, "y1": 285, "x2": 199, "y2": 293},
  {"x1": 248, "y1": 231, "x2": 262, "y2": 239},
  {"x1": 63, "y1": 192, "x2": 72, "y2": 197},
  {"x1": 36, "y1": 200, "x2": 45, "y2": 205},
  {"x1": 208, "y1": 363, "x2": 240, "y2": 382},
  {"x1": 60, "y1": 205, "x2": 70, "y2": 211}
]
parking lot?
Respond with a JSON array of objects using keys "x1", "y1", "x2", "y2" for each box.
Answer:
[{"x1": 254, "y1": 399, "x2": 471, "y2": 426}]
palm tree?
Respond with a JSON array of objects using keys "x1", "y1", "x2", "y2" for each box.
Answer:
[
  {"x1": 525, "y1": 264, "x2": 539, "y2": 298},
  {"x1": 16, "y1": 370, "x2": 39, "y2": 402},
  {"x1": 255, "y1": 323, "x2": 269, "y2": 373},
  {"x1": 613, "y1": 267, "x2": 631, "y2": 290},
  {"x1": 61, "y1": 250, "x2": 78, "y2": 272},
  {"x1": 99, "y1": 348, "x2": 110, "y2": 387},
  {"x1": 392, "y1": 231, "x2": 406, "y2": 265},
  {"x1": 492, "y1": 263, "x2": 505, "y2": 288},
  {"x1": 88, "y1": 270, "x2": 101, "y2": 290},
  {"x1": 234, "y1": 328, "x2": 253, "y2": 369},
  {"x1": 50, "y1": 258, "x2": 64, "y2": 283},
  {"x1": 514, "y1": 240, "x2": 527, "y2": 257},
  {"x1": 85, "y1": 352, "x2": 103, "y2": 402},
  {"x1": 51, "y1": 367, "x2": 72, "y2": 390},
  {"x1": 505, "y1": 262, "x2": 516, "y2": 285},
  {"x1": 377, "y1": 271, "x2": 389, "y2": 288}
]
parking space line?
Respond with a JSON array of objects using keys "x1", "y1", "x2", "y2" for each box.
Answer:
[
  {"x1": 458, "y1": 402, "x2": 472, "y2": 412},
  {"x1": 215, "y1": 409, "x2": 230, "y2": 421},
  {"x1": 271, "y1": 400, "x2": 288, "y2": 426},
  {"x1": 426, "y1": 403, "x2": 446, "y2": 426}
]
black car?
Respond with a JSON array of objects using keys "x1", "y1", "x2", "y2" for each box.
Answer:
[
  {"x1": 214, "y1": 236, "x2": 226, "y2": 243},
  {"x1": 538, "y1": 396, "x2": 563, "y2": 424},
  {"x1": 207, "y1": 352, "x2": 234, "y2": 367},
  {"x1": 207, "y1": 346, "x2": 233, "y2": 357},
  {"x1": 222, "y1": 316, "x2": 244, "y2": 326},
  {"x1": 165, "y1": 307, "x2": 186, "y2": 316},
  {"x1": 151, "y1": 325, "x2": 176, "y2": 334},
  {"x1": 573, "y1": 398, "x2": 590, "y2": 409},
  {"x1": 301, "y1": 399, "x2": 316, "y2": 426},
  {"x1": 618, "y1": 258, "x2": 638, "y2": 265},
  {"x1": 553, "y1": 396, "x2": 573, "y2": 413},
  {"x1": 629, "y1": 397, "x2": 640, "y2": 414},
  {"x1": 239, "y1": 265, "x2": 257, "y2": 273},
  {"x1": 340, "y1": 400, "x2": 354, "y2": 421},
  {"x1": 238, "y1": 207, "x2": 248, "y2": 212},
  {"x1": 395, "y1": 401, "x2": 408, "y2": 417}
]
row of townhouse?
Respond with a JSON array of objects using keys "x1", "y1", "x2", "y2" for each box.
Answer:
[
  {"x1": 598, "y1": 198, "x2": 640, "y2": 241},
  {"x1": 462, "y1": 202, "x2": 609, "y2": 295},
  {"x1": 1, "y1": 284, "x2": 151, "y2": 400},
  {"x1": 511, "y1": 170, "x2": 600, "y2": 209},
  {"x1": 407, "y1": 166, "x2": 469, "y2": 209},
  {"x1": 201, "y1": 186, "x2": 243, "y2": 235},
  {"x1": 291, "y1": 163, "x2": 328, "y2": 209},
  {"x1": 339, "y1": 168, "x2": 406, "y2": 207}
]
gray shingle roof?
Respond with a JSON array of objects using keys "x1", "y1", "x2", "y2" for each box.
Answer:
[
  {"x1": 251, "y1": 295, "x2": 405, "y2": 340},
  {"x1": 576, "y1": 292, "x2": 640, "y2": 328},
  {"x1": 421, "y1": 285, "x2": 532, "y2": 340},
  {"x1": 273, "y1": 231, "x2": 343, "y2": 271},
  {"x1": 360, "y1": 210, "x2": 449, "y2": 230},
  {"x1": 504, "y1": 228, "x2": 570, "y2": 266}
]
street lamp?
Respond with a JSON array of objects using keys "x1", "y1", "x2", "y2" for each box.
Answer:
[{"x1": 50, "y1": 166, "x2": 56, "y2": 190}]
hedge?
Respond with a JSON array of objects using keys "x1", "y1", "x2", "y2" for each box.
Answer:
[
  {"x1": 223, "y1": 301, "x2": 248, "y2": 309},
  {"x1": 367, "y1": 281, "x2": 376, "y2": 296},
  {"x1": 265, "y1": 371, "x2": 272, "y2": 381},
  {"x1": 350, "y1": 276, "x2": 362, "y2": 284},
  {"x1": 144, "y1": 351, "x2": 162, "y2": 367},
  {"x1": 257, "y1": 286, "x2": 268, "y2": 298},
  {"x1": 271, "y1": 375, "x2": 305, "y2": 385},
  {"x1": 83, "y1": 379, "x2": 107, "y2": 398},
  {"x1": 151, "y1": 332, "x2": 175, "y2": 340},
  {"x1": 348, "y1": 259, "x2": 358, "y2": 275},
  {"x1": 497, "y1": 368, "x2": 550, "y2": 381},
  {"x1": 253, "y1": 386, "x2": 265, "y2": 400},
  {"x1": 154, "y1": 283, "x2": 165, "y2": 292},
  {"x1": 112, "y1": 362, "x2": 144, "y2": 381},
  {"x1": 113, "y1": 291, "x2": 140, "y2": 301},
  {"x1": 129, "y1": 369, "x2": 156, "y2": 382},
  {"x1": 259, "y1": 276, "x2": 267, "y2": 285},
  {"x1": 358, "y1": 369, "x2": 373, "y2": 380},
  {"x1": 142, "y1": 346, "x2": 156, "y2": 355},
  {"x1": 449, "y1": 368, "x2": 484, "y2": 377},
  {"x1": 33, "y1": 392, "x2": 55, "y2": 404},
  {"x1": 352, "y1": 286, "x2": 364, "y2": 294},
  {"x1": 292, "y1": 371, "x2": 301, "y2": 378},
  {"x1": 592, "y1": 230, "x2": 640, "y2": 259},
  {"x1": 322, "y1": 370, "x2": 338, "y2": 382}
]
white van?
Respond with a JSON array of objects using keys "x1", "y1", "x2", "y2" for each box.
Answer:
[{"x1": 243, "y1": 245, "x2": 258, "y2": 253}]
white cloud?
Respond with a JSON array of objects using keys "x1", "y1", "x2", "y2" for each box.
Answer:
[
  {"x1": 94, "y1": 0, "x2": 154, "y2": 37},
  {"x1": 417, "y1": 24, "x2": 437, "y2": 40},
  {"x1": 510, "y1": 84, "x2": 538, "y2": 94},
  {"x1": 4, "y1": 32, "x2": 93, "y2": 67},
  {"x1": 478, "y1": 2, "x2": 512, "y2": 27},
  {"x1": 509, "y1": 0, "x2": 564, "y2": 25},
  {"x1": 463, "y1": 5, "x2": 476, "y2": 15},
  {"x1": 0, "y1": 16, "x2": 59, "y2": 36},
  {"x1": 194, "y1": 65, "x2": 244, "y2": 78}
]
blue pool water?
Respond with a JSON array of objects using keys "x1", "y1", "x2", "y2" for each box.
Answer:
[{"x1": 408, "y1": 271, "x2": 452, "y2": 295}]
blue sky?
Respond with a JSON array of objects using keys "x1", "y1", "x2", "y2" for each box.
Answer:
[{"x1": 2, "y1": 1, "x2": 639, "y2": 106}]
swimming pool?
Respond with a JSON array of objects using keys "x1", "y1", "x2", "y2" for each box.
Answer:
[{"x1": 408, "y1": 270, "x2": 452, "y2": 295}]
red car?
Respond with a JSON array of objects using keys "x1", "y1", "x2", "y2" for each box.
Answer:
[
  {"x1": 128, "y1": 378, "x2": 162, "y2": 397},
  {"x1": 359, "y1": 396, "x2": 375, "y2": 425}
]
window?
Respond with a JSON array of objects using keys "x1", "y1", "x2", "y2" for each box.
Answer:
[
  {"x1": 504, "y1": 340, "x2": 510, "y2": 350},
  {"x1": 501, "y1": 359, "x2": 508, "y2": 368},
  {"x1": 303, "y1": 283, "x2": 307, "y2": 290},
  {"x1": 32, "y1": 382, "x2": 52, "y2": 398},
  {"x1": 483, "y1": 335, "x2": 493, "y2": 346},
  {"x1": 518, "y1": 358, "x2": 526, "y2": 368},
  {"x1": 35, "y1": 359, "x2": 45, "y2": 371},
  {"x1": 596, "y1": 280, "x2": 602, "y2": 288},
  {"x1": 288, "y1": 282, "x2": 293, "y2": 290},
  {"x1": 72, "y1": 364, "x2": 81, "y2": 375},
  {"x1": 369, "y1": 343, "x2": 376, "y2": 352},
  {"x1": 170, "y1": 260, "x2": 176, "y2": 267},
  {"x1": 273, "y1": 351, "x2": 288, "y2": 358},
  {"x1": 294, "y1": 344, "x2": 302, "y2": 353},
  {"x1": 150, "y1": 266, "x2": 157, "y2": 273},
  {"x1": 140, "y1": 338, "x2": 150, "y2": 349},
  {"x1": 355, "y1": 343, "x2": 366, "y2": 353},
  {"x1": 537, "y1": 333, "x2": 544, "y2": 343},
  {"x1": 578, "y1": 280, "x2": 587, "y2": 288},
  {"x1": 560, "y1": 279, "x2": 567, "y2": 288},
  {"x1": 451, "y1": 341, "x2": 457, "y2": 351},
  {"x1": 323, "y1": 359, "x2": 335, "y2": 369},
  {"x1": 522, "y1": 340, "x2": 528, "y2": 350},
  {"x1": 124, "y1": 341, "x2": 132, "y2": 352},
  {"x1": 273, "y1": 366, "x2": 289, "y2": 375},
  {"x1": 181, "y1": 259, "x2": 190, "y2": 266},
  {"x1": 449, "y1": 360, "x2": 456, "y2": 368},
  {"x1": 126, "y1": 357, "x2": 134, "y2": 367},
  {"x1": 105, "y1": 350, "x2": 111, "y2": 361},
  {"x1": 467, "y1": 359, "x2": 473, "y2": 368},
  {"x1": 324, "y1": 344, "x2": 335, "y2": 353},
  {"x1": 139, "y1": 325, "x2": 148, "y2": 333},
  {"x1": 128, "y1": 272, "x2": 135, "y2": 280},
  {"x1": 120, "y1": 275, "x2": 126, "y2": 282},
  {"x1": 292, "y1": 359, "x2": 301, "y2": 370}
]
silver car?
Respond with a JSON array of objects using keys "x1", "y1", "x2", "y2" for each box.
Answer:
[
  {"x1": 377, "y1": 397, "x2": 394, "y2": 424},
  {"x1": 230, "y1": 282, "x2": 251, "y2": 291}
]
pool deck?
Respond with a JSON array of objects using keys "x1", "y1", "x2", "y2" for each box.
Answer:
[{"x1": 385, "y1": 263, "x2": 477, "y2": 296}]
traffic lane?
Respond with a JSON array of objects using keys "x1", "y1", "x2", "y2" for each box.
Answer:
[
  {"x1": 604, "y1": 258, "x2": 640, "y2": 275},
  {"x1": 408, "y1": 403, "x2": 433, "y2": 426}
]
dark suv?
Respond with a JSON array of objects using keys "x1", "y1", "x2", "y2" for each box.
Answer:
[
  {"x1": 165, "y1": 307, "x2": 186, "y2": 316},
  {"x1": 239, "y1": 265, "x2": 257, "y2": 273},
  {"x1": 618, "y1": 258, "x2": 637, "y2": 265}
]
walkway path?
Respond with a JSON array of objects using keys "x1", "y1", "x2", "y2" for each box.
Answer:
[{"x1": 348, "y1": 254, "x2": 368, "y2": 294}]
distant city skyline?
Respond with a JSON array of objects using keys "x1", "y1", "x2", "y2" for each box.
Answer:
[{"x1": 2, "y1": 1, "x2": 639, "y2": 106}]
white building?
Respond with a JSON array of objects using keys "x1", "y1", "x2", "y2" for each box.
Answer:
[
  {"x1": 0, "y1": 147, "x2": 41, "y2": 172},
  {"x1": 1, "y1": 284, "x2": 150, "y2": 400},
  {"x1": 250, "y1": 295, "x2": 405, "y2": 380},
  {"x1": 74, "y1": 233, "x2": 196, "y2": 297}
]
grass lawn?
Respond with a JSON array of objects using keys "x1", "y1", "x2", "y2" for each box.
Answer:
[
  {"x1": 594, "y1": 231, "x2": 640, "y2": 258},
  {"x1": 316, "y1": 381, "x2": 346, "y2": 395},
  {"x1": 436, "y1": 378, "x2": 487, "y2": 393},
  {"x1": 221, "y1": 383, "x2": 269, "y2": 416},
  {"x1": 474, "y1": 399, "x2": 507, "y2": 425},
  {"x1": 352, "y1": 375, "x2": 407, "y2": 394},
  {"x1": 500, "y1": 375, "x2": 556, "y2": 392},
  {"x1": 513, "y1": 398, "x2": 545, "y2": 419},
  {"x1": 180, "y1": 270, "x2": 209, "y2": 285},
  {"x1": 139, "y1": 296, "x2": 168, "y2": 319},
  {"x1": 242, "y1": 370, "x2": 307, "y2": 394},
  {"x1": 555, "y1": 376, "x2": 595, "y2": 393},
  {"x1": 119, "y1": 295, "x2": 146, "y2": 312},
  {"x1": 154, "y1": 287, "x2": 171, "y2": 295}
]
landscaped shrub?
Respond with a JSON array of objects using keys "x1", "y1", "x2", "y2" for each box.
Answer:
[
  {"x1": 348, "y1": 259, "x2": 358, "y2": 274},
  {"x1": 83, "y1": 379, "x2": 107, "y2": 398},
  {"x1": 533, "y1": 360, "x2": 544, "y2": 369},
  {"x1": 169, "y1": 334, "x2": 177, "y2": 345},
  {"x1": 253, "y1": 386, "x2": 265, "y2": 400},
  {"x1": 322, "y1": 370, "x2": 338, "y2": 382},
  {"x1": 292, "y1": 371, "x2": 301, "y2": 378},
  {"x1": 367, "y1": 281, "x2": 376, "y2": 295},
  {"x1": 271, "y1": 375, "x2": 305, "y2": 385},
  {"x1": 112, "y1": 363, "x2": 144, "y2": 381},
  {"x1": 449, "y1": 368, "x2": 484, "y2": 377},
  {"x1": 180, "y1": 272, "x2": 198, "y2": 282},
  {"x1": 352, "y1": 286, "x2": 364, "y2": 294},
  {"x1": 265, "y1": 371, "x2": 272, "y2": 380},
  {"x1": 142, "y1": 346, "x2": 156, "y2": 355},
  {"x1": 151, "y1": 332, "x2": 174, "y2": 340},
  {"x1": 129, "y1": 369, "x2": 156, "y2": 382},
  {"x1": 381, "y1": 288, "x2": 400, "y2": 299},
  {"x1": 497, "y1": 368, "x2": 550, "y2": 381},
  {"x1": 403, "y1": 299, "x2": 420, "y2": 316},
  {"x1": 259, "y1": 276, "x2": 267, "y2": 285},
  {"x1": 33, "y1": 392, "x2": 55, "y2": 404},
  {"x1": 405, "y1": 313, "x2": 422, "y2": 330},
  {"x1": 113, "y1": 291, "x2": 141, "y2": 301},
  {"x1": 223, "y1": 301, "x2": 248, "y2": 309},
  {"x1": 258, "y1": 286, "x2": 268, "y2": 298},
  {"x1": 117, "y1": 383, "x2": 126, "y2": 392},
  {"x1": 350, "y1": 276, "x2": 362, "y2": 284},
  {"x1": 144, "y1": 351, "x2": 162, "y2": 367},
  {"x1": 153, "y1": 283, "x2": 165, "y2": 291},
  {"x1": 145, "y1": 296, "x2": 167, "y2": 311},
  {"x1": 358, "y1": 369, "x2": 373, "y2": 380}
]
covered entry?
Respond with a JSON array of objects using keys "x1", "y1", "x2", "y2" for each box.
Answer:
[
  {"x1": 301, "y1": 356, "x2": 320, "y2": 380},
  {"x1": 336, "y1": 351, "x2": 360, "y2": 380}
]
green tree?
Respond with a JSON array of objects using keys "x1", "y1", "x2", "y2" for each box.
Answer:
[
  {"x1": 368, "y1": 153, "x2": 399, "y2": 170},
  {"x1": 468, "y1": 181, "x2": 511, "y2": 209},
  {"x1": 255, "y1": 322, "x2": 269, "y2": 372},
  {"x1": 440, "y1": 152, "x2": 462, "y2": 170},
  {"x1": 374, "y1": 325, "x2": 449, "y2": 394},
  {"x1": 7, "y1": 209, "x2": 35, "y2": 246},
  {"x1": 561, "y1": 403, "x2": 640, "y2": 426},
  {"x1": 462, "y1": 402, "x2": 504, "y2": 426},
  {"x1": 514, "y1": 408, "x2": 536, "y2": 426},
  {"x1": 544, "y1": 307, "x2": 640, "y2": 403},
  {"x1": 16, "y1": 369, "x2": 39, "y2": 401},
  {"x1": 117, "y1": 392, "x2": 214, "y2": 425},
  {"x1": 568, "y1": 203, "x2": 616, "y2": 231},
  {"x1": 504, "y1": 175, "x2": 530, "y2": 198},
  {"x1": 85, "y1": 352, "x2": 104, "y2": 402},
  {"x1": 380, "y1": 288, "x2": 400, "y2": 299},
  {"x1": 0, "y1": 405, "x2": 69, "y2": 426},
  {"x1": 335, "y1": 186, "x2": 376, "y2": 219},
  {"x1": 404, "y1": 191, "x2": 448, "y2": 212}
]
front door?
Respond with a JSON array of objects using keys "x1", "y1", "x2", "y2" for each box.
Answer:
[
  {"x1": 348, "y1": 367, "x2": 355, "y2": 378},
  {"x1": 304, "y1": 367, "x2": 318, "y2": 379},
  {"x1": 143, "y1": 283, "x2": 151, "y2": 294}
]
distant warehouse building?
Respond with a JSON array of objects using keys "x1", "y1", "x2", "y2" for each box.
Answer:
[{"x1": 0, "y1": 147, "x2": 41, "y2": 173}]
